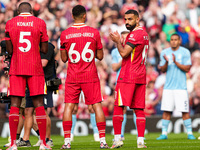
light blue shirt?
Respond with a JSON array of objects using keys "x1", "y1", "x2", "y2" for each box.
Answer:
[
  {"x1": 159, "y1": 46, "x2": 191, "y2": 90},
  {"x1": 111, "y1": 48, "x2": 122, "y2": 82}
]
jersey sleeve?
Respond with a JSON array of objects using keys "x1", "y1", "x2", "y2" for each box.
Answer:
[
  {"x1": 40, "y1": 20, "x2": 49, "y2": 42},
  {"x1": 96, "y1": 30, "x2": 103, "y2": 50},
  {"x1": 159, "y1": 51, "x2": 166, "y2": 66},
  {"x1": 126, "y1": 30, "x2": 143, "y2": 47},
  {"x1": 183, "y1": 49, "x2": 192, "y2": 65},
  {"x1": 5, "y1": 20, "x2": 11, "y2": 41},
  {"x1": 60, "y1": 32, "x2": 66, "y2": 51}
]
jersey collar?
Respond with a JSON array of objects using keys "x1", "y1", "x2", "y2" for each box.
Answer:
[
  {"x1": 132, "y1": 26, "x2": 143, "y2": 31},
  {"x1": 72, "y1": 23, "x2": 87, "y2": 28},
  {"x1": 19, "y1": 12, "x2": 32, "y2": 17}
]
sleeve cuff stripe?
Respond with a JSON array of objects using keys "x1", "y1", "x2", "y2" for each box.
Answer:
[{"x1": 126, "y1": 42, "x2": 135, "y2": 49}]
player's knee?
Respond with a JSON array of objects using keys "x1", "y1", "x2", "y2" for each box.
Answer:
[
  {"x1": 113, "y1": 106, "x2": 123, "y2": 116},
  {"x1": 88, "y1": 105, "x2": 94, "y2": 113},
  {"x1": 134, "y1": 109, "x2": 145, "y2": 118}
]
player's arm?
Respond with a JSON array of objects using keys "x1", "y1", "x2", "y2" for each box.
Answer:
[
  {"x1": 174, "y1": 62, "x2": 191, "y2": 72},
  {"x1": 110, "y1": 31, "x2": 133, "y2": 58},
  {"x1": 172, "y1": 53, "x2": 191, "y2": 72},
  {"x1": 112, "y1": 60, "x2": 122, "y2": 71},
  {"x1": 159, "y1": 54, "x2": 168, "y2": 73},
  {"x1": 41, "y1": 59, "x2": 48, "y2": 67},
  {"x1": 40, "y1": 41, "x2": 48, "y2": 54},
  {"x1": 160, "y1": 62, "x2": 168, "y2": 73},
  {"x1": 60, "y1": 49, "x2": 68, "y2": 63},
  {"x1": 96, "y1": 49, "x2": 103, "y2": 60},
  {"x1": 5, "y1": 40, "x2": 13, "y2": 55}
]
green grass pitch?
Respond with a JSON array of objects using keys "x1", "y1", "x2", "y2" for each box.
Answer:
[{"x1": 0, "y1": 132, "x2": 200, "y2": 149}]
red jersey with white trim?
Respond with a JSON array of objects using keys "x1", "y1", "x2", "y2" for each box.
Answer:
[
  {"x1": 5, "y1": 13, "x2": 48, "y2": 75},
  {"x1": 60, "y1": 23, "x2": 103, "y2": 83},
  {"x1": 117, "y1": 26, "x2": 149, "y2": 84}
]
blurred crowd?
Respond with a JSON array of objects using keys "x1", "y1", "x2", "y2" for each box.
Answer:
[{"x1": 0, "y1": 0, "x2": 200, "y2": 119}]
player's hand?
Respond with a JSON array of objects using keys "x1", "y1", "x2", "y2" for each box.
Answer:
[
  {"x1": 172, "y1": 53, "x2": 176, "y2": 62},
  {"x1": 4, "y1": 71, "x2": 9, "y2": 77},
  {"x1": 163, "y1": 54, "x2": 168, "y2": 62},
  {"x1": 109, "y1": 31, "x2": 120, "y2": 44}
]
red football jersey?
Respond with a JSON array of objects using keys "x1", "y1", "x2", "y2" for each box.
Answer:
[
  {"x1": 5, "y1": 13, "x2": 48, "y2": 75},
  {"x1": 60, "y1": 23, "x2": 103, "y2": 83},
  {"x1": 117, "y1": 26, "x2": 149, "y2": 84}
]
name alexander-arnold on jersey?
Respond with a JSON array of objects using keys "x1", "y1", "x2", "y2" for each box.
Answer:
[
  {"x1": 17, "y1": 21, "x2": 33, "y2": 27},
  {"x1": 66, "y1": 33, "x2": 94, "y2": 39}
]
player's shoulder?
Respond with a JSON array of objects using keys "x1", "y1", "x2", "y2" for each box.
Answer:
[{"x1": 179, "y1": 46, "x2": 190, "y2": 53}]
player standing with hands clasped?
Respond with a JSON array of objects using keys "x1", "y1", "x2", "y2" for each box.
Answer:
[
  {"x1": 110, "y1": 9, "x2": 149, "y2": 148},
  {"x1": 60, "y1": 5, "x2": 109, "y2": 149},
  {"x1": 5, "y1": 2, "x2": 51, "y2": 150},
  {"x1": 157, "y1": 33, "x2": 196, "y2": 140}
]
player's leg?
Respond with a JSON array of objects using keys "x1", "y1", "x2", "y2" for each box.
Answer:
[
  {"x1": 61, "y1": 82, "x2": 80, "y2": 149},
  {"x1": 156, "y1": 111, "x2": 171, "y2": 140},
  {"x1": 17, "y1": 107, "x2": 25, "y2": 140},
  {"x1": 88, "y1": 105, "x2": 99, "y2": 142},
  {"x1": 121, "y1": 107, "x2": 127, "y2": 140},
  {"x1": 33, "y1": 113, "x2": 41, "y2": 146},
  {"x1": 112, "y1": 105, "x2": 124, "y2": 147},
  {"x1": 32, "y1": 95, "x2": 47, "y2": 145},
  {"x1": 174, "y1": 90, "x2": 196, "y2": 139},
  {"x1": 157, "y1": 89, "x2": 174, "y2": 140},
  {"x1": 28, "y1": 75, "x2": 51, "y2": 149},
  {"x1": 133, "y1": 110, "x2": 137, "y2": 134},
  {"x1": 111, "y1": 83, "x2": 135, "y2": 148},
  {"x1": 17, "y1": 107, "x2": 34, "y2": 147},
  {"x1": 82, "y1": 82, "x2": 109, "y2": 148},
  {"x1": 9, "y1": 96, "x2": 22, "y2": 148},
  {"x1": 62, "y1": 103, "x2": 76, "y2": 149},
  {"x1": 5, "y1": 107, "x2": 24, "y2": 148},
  {"x1": 17, "y1": 89, "x2": 34, "y2": 147},
  {"x1": 131, "y1": 84, "x2": 146, "y2": 148},
  {"x1": 71, "y1": 104, "x2": 78, "y2": 142},
  {"x1": 92, "y1": 102, "x2": 109, "y2": 148},
  {"x1": 182, "y1": 112, "x2": 196, "y2": 139},
  {"x1": 8, "y1": 75, "x2": 25, "y2": 148},
  {"x1": 44, "y1": 90, "x2": 54, "y2": 147}
]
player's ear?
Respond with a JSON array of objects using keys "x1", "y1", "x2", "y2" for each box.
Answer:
[{"x1": 83, "y1": 14, "x2": 86, "y2": 20}]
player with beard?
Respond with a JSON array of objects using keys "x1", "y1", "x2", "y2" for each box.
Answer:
[{"x1": 110, "y1": 9, "x2": 149, "y2": 148}]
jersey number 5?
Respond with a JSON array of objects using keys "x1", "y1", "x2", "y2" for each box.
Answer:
[
  {"x1": 69, "y1": 42, "x2": 94, "y2": 63},
  {"x1": 19, "y1": 31, "x2": 31, "y2": 52}
]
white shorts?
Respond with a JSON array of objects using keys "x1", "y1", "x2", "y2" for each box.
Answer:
[{"x1": 161, "y1": 89, "x2": 189, "y2": 112}]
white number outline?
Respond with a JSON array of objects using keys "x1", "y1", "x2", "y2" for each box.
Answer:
[
  {"x1": 68, "y1": 42, "x2": 94, "y2": 63},
  {"x1": 141, "y1": 45, "x2": 148, "y2": 64},
  {"x1": 19, "y1": 32, "x2": 31, "y2": 52}
]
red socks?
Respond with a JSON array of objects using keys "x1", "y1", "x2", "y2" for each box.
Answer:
[
  {"x1": 9, "y1": 106, "x2": 19, "y2": 146},
  {"x1": 135, "y1": 109, "x2": 146, "y2": 137},
  {"x1": 35, "y1": 106, "x2": 46, "y2": 145},
  {"x1": 97, "y1": 122, "x2": 106, "y2": 138},
  {"x1": 63, "y1": 121, "x2": 72, "y2": 138},
  {"x1": 113, "y1": 106, "x2": 123, "y2": 135}
]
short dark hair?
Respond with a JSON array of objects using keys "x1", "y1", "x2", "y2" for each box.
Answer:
[
  {"x1": 18, "y1": 2, "x2": 32, "y2": 13},
  {"x1": 171, "y1": 33, "x2": 180, "y2": 39},
  {"x1": 72, "y1": 5, "x2": 86, "y2": 18},
  {"x1": 125, "y1": 9, "x2": 139, "y2": 17}
]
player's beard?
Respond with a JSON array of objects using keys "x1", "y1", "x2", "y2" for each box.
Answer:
[{"x1": 126, "y1": 23, "x2": 136, "y2": 31}]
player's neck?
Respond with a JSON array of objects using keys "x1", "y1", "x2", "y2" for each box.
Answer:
[
  {"x1": 171, "y1": 46, "x2": 179, "y2": 51},
  {"x1": 19, "y1": 12, "x2": 31, "y2": 15}
]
